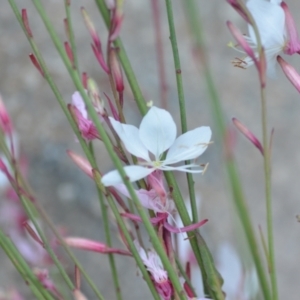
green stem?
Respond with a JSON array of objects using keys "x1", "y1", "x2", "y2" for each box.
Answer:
[
  {"x1": 0, "y1": 228, "x2": 56, "y2": 300},
  {"x1": 90, "y1": 143, "x2": 123, "y2": 300},
  {"x1": 94, "y1": 0, "x2": 147, "y2": 115},
  {"x1": 260, "y1": 88, "x2": 278, "y2": 300},
  {"x1": 182, "y1": 1, "x2": 272, "y2": 299},
  {"x1": 98, "y1": 189, "x2": 122, "y2": 300},
  {"x1": 19, "y1": 195, "x2": 75, "y2": 290},
  {"x1": 165, "y1": 0, "x2": 197, "y2": 224},
  {"x1": 64, "y1": 0, "x2": 79, "y2": 71}
]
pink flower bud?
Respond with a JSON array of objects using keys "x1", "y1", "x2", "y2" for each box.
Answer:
[
  {"x1": 63, "y1": 18, "x2": 70, "y2": 41},
  {"x1": 29, "y1": 53, "x2": 44, "y2": 77},
  {"x1": 23, "y1": 221, "x2": 44, "y2": 247},
  {"x1": 73, "y1": 290, "x2": 88, "y2": 300},
  {"x1": 109, "y1": 8, "x2": 123, "y2": 41},
  {"x1": 81, "y1": 7, "x2": 101, "y2": 50},
  {"x1": 281, "y1": 1, "x2": 300, "y2": 55},
  {"x1": 64, "y1": 237, "x2": 132, "y2": 255},
  {"x1": 0, "y1": 95, "x2": 13, "y2": 134},
  {"x1": 87, "y1": 78, "x2": 105, "y2": 116},
  {"x1": 34, "y1": 268, "x2": 61, "y2": 298},
  {"x1": 104, "y1": 92, "x2": 119, "y2": 121},
  {"x1": 109, "y1": 48, "x2": 124, "y2": 92},
  {"x1": 82, "y1": 72, "x2": 88, "y2": 89},
  {"x1": 67, "y1": 150, "x2": 93, "y2": 178},
  {"x1": 277, "y1": 56, "x2": 300, "y2": 93},
  {"x1": 232, "y1": 118, "x2": 264, "y2": 155},
  {"x1": 21, "y1": 9, "x2": 32, "y2": 38},
  {"x1": 227, "y1": 0, "x2": 251, "y2": 23},
  {"x1": 64, "y1": 41, "x2": 75, "y2": 68}
]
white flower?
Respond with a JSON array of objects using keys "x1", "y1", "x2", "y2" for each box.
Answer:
[
  {"x1": 234, "y1": 0, "x2": 300, "y2": 77},
  {"x1": 216, "y1": 243, "x2": 259, "y2": 300},
  {"x1": 102, "y1": 106, "x2": 211, "y2": 186}
]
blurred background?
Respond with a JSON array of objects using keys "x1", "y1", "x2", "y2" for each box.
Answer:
[{"x1": 0, "y1": 0, "x2": 300, "y2": 299}]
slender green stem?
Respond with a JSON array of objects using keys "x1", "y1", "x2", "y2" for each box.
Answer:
[
  {"x1": 165, "y1": 0, "x2": 198, "y2": 224},
  {"x1": 183, "y1": 1, "x2": 272, "y2": 299},
  {"x1": 260, "y1": 88, "x2": 278, "y2": 300},
  {"x1": 64, "y1": 0, "x2": 79, "y2": 71},
  {"x1": 98, "y1": 189, "x2": 122, "y2": 300},
  {"x1": 19, "y1": 195, "x2": 75, "y2": 290},
  {"x1": 0, "y1": 228, "x2": 56, "y2": 300},
  {"x1": 90, "y1": 143, "x2": 123, "y2": 300}
]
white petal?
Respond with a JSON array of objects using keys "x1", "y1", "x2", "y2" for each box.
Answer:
[
  {"x1": 139, "y1": 107, "x2": 176, "y2": 159},
  {"x1": 101, "y1": 165, "x2": 154, "y2": 186},
  {"x1": 165, "y1": 127, "x2": 211, "y2": 164},
  {"x1": 247, "y1": 0, "x2": 285, "y2": 48},
  {"x1": 216, "y1": 243, "x2": 242, "y2": 298},
  {"x1": 109, "y1": 117, "x2": 150, "y2": 161},
  {"x1": 72, "y1": 91, "x2": 88, "y2": 119}
]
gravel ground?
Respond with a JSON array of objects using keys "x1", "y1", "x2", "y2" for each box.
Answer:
[{"x1": 1, "y1": 0, "x2": 300, "y2": 299}]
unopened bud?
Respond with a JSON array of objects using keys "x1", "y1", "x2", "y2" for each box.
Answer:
[
  {"x1": 109, "y1": 48, "x2": 124, "y2": 92},
  {"x1": 22, "y1": 9, "x2": 33, "y2": 38},
  {"x1": 64, "y1": 237, "x2": 131, "y2": 255},
  {"x1": 23, "y1": 221, "x2": 44, "y2": 247},
  {"x1": 91, "y1": 44, "x2": 109, "y2": 74},
  {"x1": 82, "y1": 72, "x2": 88, "y2": 89},
  {"x1": 73, "y1": 289, "x2": 88, "y2": 300},
  {"x1": 87, "y1": 78, "x2": 105, "y2": 115},
  {"x1": 64, "y1": 41, "x2": 75, "y2": 68},
  {"x1": 64, "y1": 18, "x2": 70, "y2": 41},
  {"x1": 109, "y1": 5, "x2": 123, "y2": 41},
  {"x1": 29, "y1": 54, "x2": 44, "y2": 77},
  {"x1": 233, "y1": 118, "x2": 264, "y2": 155},
  {"x1": 81, "y1": 7, "x2": 101, "y2": 50},
  {"x1": 67, "y1": 150, "x2": 93, "y2": 178},
  {"x1": 104, "y1": 92, "x2": 119, "y2": 121},
  {"x1": 277, "y1": 56, "x2": 300, "y2": 93},
  {"x1": 0, "y1": 95, "x2": 13, "y2": 134}
]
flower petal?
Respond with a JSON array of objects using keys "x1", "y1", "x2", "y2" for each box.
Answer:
[
  {"x1": 139, "y1": 107, "x2": 176, "y2": 159},
  {"x1": 101, "y1": 165, "x2": 154, "y2": 186},
  {"x1": 109, "y1": 117, "x2": 150, "y2": 161},
  {"x1": 72, "y1": 91, "x2": 88, "y2": 119},
  {"x1": 247, "y1": 0, "x2": 285, "y2": 48},
  {"x1": 165, "y1": 126, "x2": 211, "y2": 164},
  {"x1": 216, "y1": 243, "x2": 242, "y2": 298}
]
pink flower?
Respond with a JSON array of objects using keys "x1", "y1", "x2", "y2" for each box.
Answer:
[
  {"x1": 71, "y1": 91, "x2": 100, "y2": 141},
  {"x1": 135, "y1": 241, "x2": 173, "y2": 300}
]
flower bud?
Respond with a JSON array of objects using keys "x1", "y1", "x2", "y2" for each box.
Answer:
[
  {"x1": 22, "y1": 9, "x2": 32, "y2": 38},
  {"x1": 277, "y1": 56, "x2": 300, "y2": 93},
  {"x1": 87, "y1": 78, "x2": 105, "y2": 116},
  {"x1": 233, "y1": 118, "x2": 264, "y2": 155},
  {"x1": 67, "y1": 150, "x2": 93, "y2": 178},
  {"x1": 109, "y1": 48, "x2": 124, "y2": 93},
  {"x1": 29, "y1": 54, "x2": 44, "y2": 77}
]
